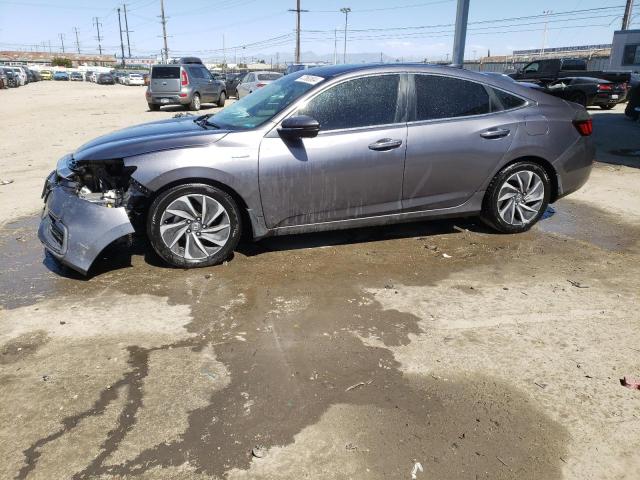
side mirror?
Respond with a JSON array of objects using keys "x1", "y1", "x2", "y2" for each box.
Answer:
[{"x1": 279, "y1": 115, "x2": 320, "y2": 139}]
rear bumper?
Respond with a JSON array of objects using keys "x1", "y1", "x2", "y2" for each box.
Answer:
[
  {"x1": 38, "y1": 174, "x2": 135, "y2": 275},
  {"x1": 148, "y1": 94, "x2": 191, "y2": 106},
  {"x1": 553, "y1": 137, "x2": 595, "y2": 200}
]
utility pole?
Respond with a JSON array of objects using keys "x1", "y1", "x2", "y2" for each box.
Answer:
[
  {"x1": 541, "y1": 10, "x2": 551, "y2": 54},
  {"x1": 160, "y1": 0, "x2": 169, "y2": 63},
  {"x1": 340, "y1": 7, "x2": 351, "y2": 64},
  {"x1": 288, "y1": 0, "x2": 308, "y2": 64},
  {"x1": 123, "y1": 4, "x2": 132, "y2": 57},
  {"x1": 222, "y1": 33, "x2": 226, "y2": 70},
  {"x1": 333, "y1": 28, "x2": 338, "y2": 64},
  {"x1": 73, "y1": 27, "x2": 81, "y2": 54},
  {"x1": 451, "y1": 0, "x2": 469, "y2": 66},
  {"x1": 59, "y1": 33, "x2": 65, "y2": 53},
  {"x1": 622, "y1": 0, "x2": 634, "y2": 30},
  {"x1": 48, "y1": 40, "x2": 52, "y2": 54},
  {"x1": 94, "y1": 17, "x2": 103, "y2": 55},
  {"x1": 117, "y1": 8, "x2": 126, "y2": 67}
]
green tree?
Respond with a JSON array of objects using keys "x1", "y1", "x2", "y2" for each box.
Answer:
[{"x1": 51, "y1": 57, "x2": 72, "y2": 68}]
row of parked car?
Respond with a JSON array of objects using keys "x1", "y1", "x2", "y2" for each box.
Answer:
[{"x1": 0, "y1": 65, "x2": 43, "y2": 88}]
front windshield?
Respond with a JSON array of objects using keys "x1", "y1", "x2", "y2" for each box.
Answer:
[{"x1": 212, "y1": 71, "x2": 326, "y2": 130}]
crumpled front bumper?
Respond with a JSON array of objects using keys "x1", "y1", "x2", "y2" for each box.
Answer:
[{"x1": 38, "y1": 172, "x2": 135, "y2": 275}]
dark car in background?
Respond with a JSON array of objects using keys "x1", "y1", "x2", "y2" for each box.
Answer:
[
  {"x1": 1, "y1": 67, "x2": 19, "y2": 87},
  {"x1": 70, "y1": 71, "x2": 84, "y2": 82},
  {"x1": 96, "y1": 73, "x2": 115, "y2": 85},
  {"x1": 224, "y1": 72, "x2": 243, "y2": 98},
  {"x1": 625, "y1": 83, "x2": 640, "y2": 120},
  {"x1": 0, "y1": 69, "x2": 7, "y2": 89},
  {"x1": 53, "y1": 71, "x2": 69, "y2": 81},
  {"x1": 544, "y1": 77, "x2": 626, "y2": 109},
  {"x1": 27, "y1": 69, "x2": 41, "y2": 82},
  {"x1": 39, "y1": 64, "x2": 595, "y2": 274},
  {"x1": 146, "y1": 57, "x2": 226, "y2": 111}
]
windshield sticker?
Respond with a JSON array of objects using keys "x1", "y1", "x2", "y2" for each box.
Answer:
[{"x1": 295, "y1": 74, "x2": 324, "y2": 85}]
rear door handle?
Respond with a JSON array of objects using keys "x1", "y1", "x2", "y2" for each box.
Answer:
[
  {"x1": 368, "y1": 138, "x2": 403, "y2": 151},
  {"x1": 480, "y1": 128, "x2": 510, "y2": 139}
]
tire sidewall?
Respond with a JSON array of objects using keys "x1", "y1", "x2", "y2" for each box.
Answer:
[
  {"x1": 190, "y1": 93, "x2": 201, "y2": 111},
  {"x1": 218, "y1": 91, "x2": 226, "y2": 107},
  {"x1": 482, "y1": 162, "x2": 551, "y2": 233},
  {"x1": 147, "y1": 183, "x2": 242, "y2": 268}
]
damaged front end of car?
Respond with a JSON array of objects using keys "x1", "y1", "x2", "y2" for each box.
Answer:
[{"x1": 38, "y1": 154, "x2": 149, "y2": 275}]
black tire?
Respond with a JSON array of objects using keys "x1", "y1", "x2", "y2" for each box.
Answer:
[
  {"x1": 480, "y1": 161, "x2": 551, "y2": 234},
  {"x1": 147, "y1": 183, "x2": 242, "y2": 269},
  {"x1": 599, "y1": 104, "x2": 615, "y2": 110},
  {"x1": 189, "y1": 93, "x2": 201, "y2": 111},
  {"x1": 568, "y1": 92, "x2": 587, "y2": 107},
  {"x1": 148, "y1": 103, "x2": 160, "y2": 111},
  {"x1": 217, "y1": 91, "x2": 226, "y2": 107}
]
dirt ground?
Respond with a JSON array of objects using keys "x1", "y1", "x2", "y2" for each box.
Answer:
[{"x1": 1, "y1": 81, "x2": 639, "y2": 480}]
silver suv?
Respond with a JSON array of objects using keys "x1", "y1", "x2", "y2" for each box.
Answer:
[{"x1": 146, "y1": 57, "x2": 226, "y2": 111}]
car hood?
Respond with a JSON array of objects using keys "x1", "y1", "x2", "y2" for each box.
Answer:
[{"x1": 73, "y1": 116, "x2": 230, "y2": 162}]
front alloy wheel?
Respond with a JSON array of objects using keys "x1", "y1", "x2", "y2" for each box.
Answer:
[{"x1": 147, "y1": 184, "x2": 241, "y2": 268}]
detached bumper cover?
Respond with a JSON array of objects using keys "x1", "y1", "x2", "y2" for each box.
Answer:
[{"x1": 38, "y1": 182, "x2": 135, "y2": 275}]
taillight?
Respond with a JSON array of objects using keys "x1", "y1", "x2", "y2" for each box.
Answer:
[
  {"x1": 573, "y1": 118, "x2": 593, "y2": 136},
  {"x1": 597, "y1": 83, "x2": 612, "y2": 91},
  {"x1": 256, "y1": 82, "x2": 266, "y2": 88},
  {"x1": 181, "y1": 69, "x2": 189, "y2": 87}
]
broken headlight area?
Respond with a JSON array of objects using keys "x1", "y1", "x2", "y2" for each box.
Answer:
[{"x1": 60, "y1": 159, "x2": 150, "y2": 218}]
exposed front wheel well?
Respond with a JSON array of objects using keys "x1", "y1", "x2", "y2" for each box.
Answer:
[{"x1": 497, "y1": 156, "x2": 559, "y2": 203}]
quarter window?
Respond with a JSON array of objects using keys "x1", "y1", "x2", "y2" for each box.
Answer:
[
  {"x1": 414, "y1": 75, "x2": 491, "y2": 120},
  {"x1": 297, "y1": 74, "x2": 400, "y2": 131},
  {"x1": 491, "y1": 88, "x2": 526, "y2": 110}
]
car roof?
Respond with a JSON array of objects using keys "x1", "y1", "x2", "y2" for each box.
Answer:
[{"x1": 298, "y1": 63, "x2": 559, "y2": 104}]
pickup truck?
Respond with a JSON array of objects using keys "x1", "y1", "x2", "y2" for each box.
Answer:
[{"x1": 508, "y1": 58, "x2": 636, "y2": 86}]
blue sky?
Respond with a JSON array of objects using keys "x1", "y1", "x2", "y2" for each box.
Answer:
[{"x1": 0, "y1": 0, "x2": 636, "y2": 61}]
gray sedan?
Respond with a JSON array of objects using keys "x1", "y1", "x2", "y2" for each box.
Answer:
[
  {"x1": 39, "y1": 64, "x2": 594, "y2": 274},
  {"x1": 236, "y1": 71, "x2": 283, "y2": 99}
]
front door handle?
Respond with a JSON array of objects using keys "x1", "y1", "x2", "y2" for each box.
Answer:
[
  {"x1": 368, "y1": 138, "x2": 403, "y2": 151},
  {"x1": 480, "y1": 128, "x2": 510, "y2": 139}
]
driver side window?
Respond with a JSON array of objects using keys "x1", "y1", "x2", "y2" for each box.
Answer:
[
  {"x1": 297, "y1": 74, "x2": 400, "y2": 131},
  {"x1": 523, "y1": 62, "x2": 539, "y2": 73}
]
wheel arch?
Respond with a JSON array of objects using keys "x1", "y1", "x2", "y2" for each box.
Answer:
[{"x1": 494, "y1": 155, "x2": 559, "y2": 203}]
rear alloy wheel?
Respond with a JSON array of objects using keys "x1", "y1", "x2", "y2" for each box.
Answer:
[
  {"x1": 481, "y1": 162, "x2": 550, "y2": 233},
  {"x1": 217, "y1": 91, "x2": 226, "y2": 107},
  {"x1": 147, "y1": 184, "x2": 242, "y2": 268},
  {"x1": 189, "y1": 93, "x2": 201, "y2": 111}
]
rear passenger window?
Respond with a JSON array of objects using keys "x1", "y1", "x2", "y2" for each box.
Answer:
[
  {"x1": 414, "y1": 75, "x2": 491, "y2": 120},
  {"x1": 188, "y1": 66, "x2": 204, "y2": 79},
  {"x1": 152, "y1": 66, "x2": 180, "y2": 79},
  {"x1": 492, "y1": 88, "x2": 526, "y2": 110},
  {"x1": 298, "y1": 74, "x2": 400, "y2": 131}
]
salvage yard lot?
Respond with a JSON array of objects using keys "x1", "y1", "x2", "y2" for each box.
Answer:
[{"x1": 1, "y1": 81, "x2": 639, "y2": 479}]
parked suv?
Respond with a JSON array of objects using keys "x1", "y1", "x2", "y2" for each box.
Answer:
[{"x1": 146, "y1": 57, "x2": 226, "y2": 111}]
